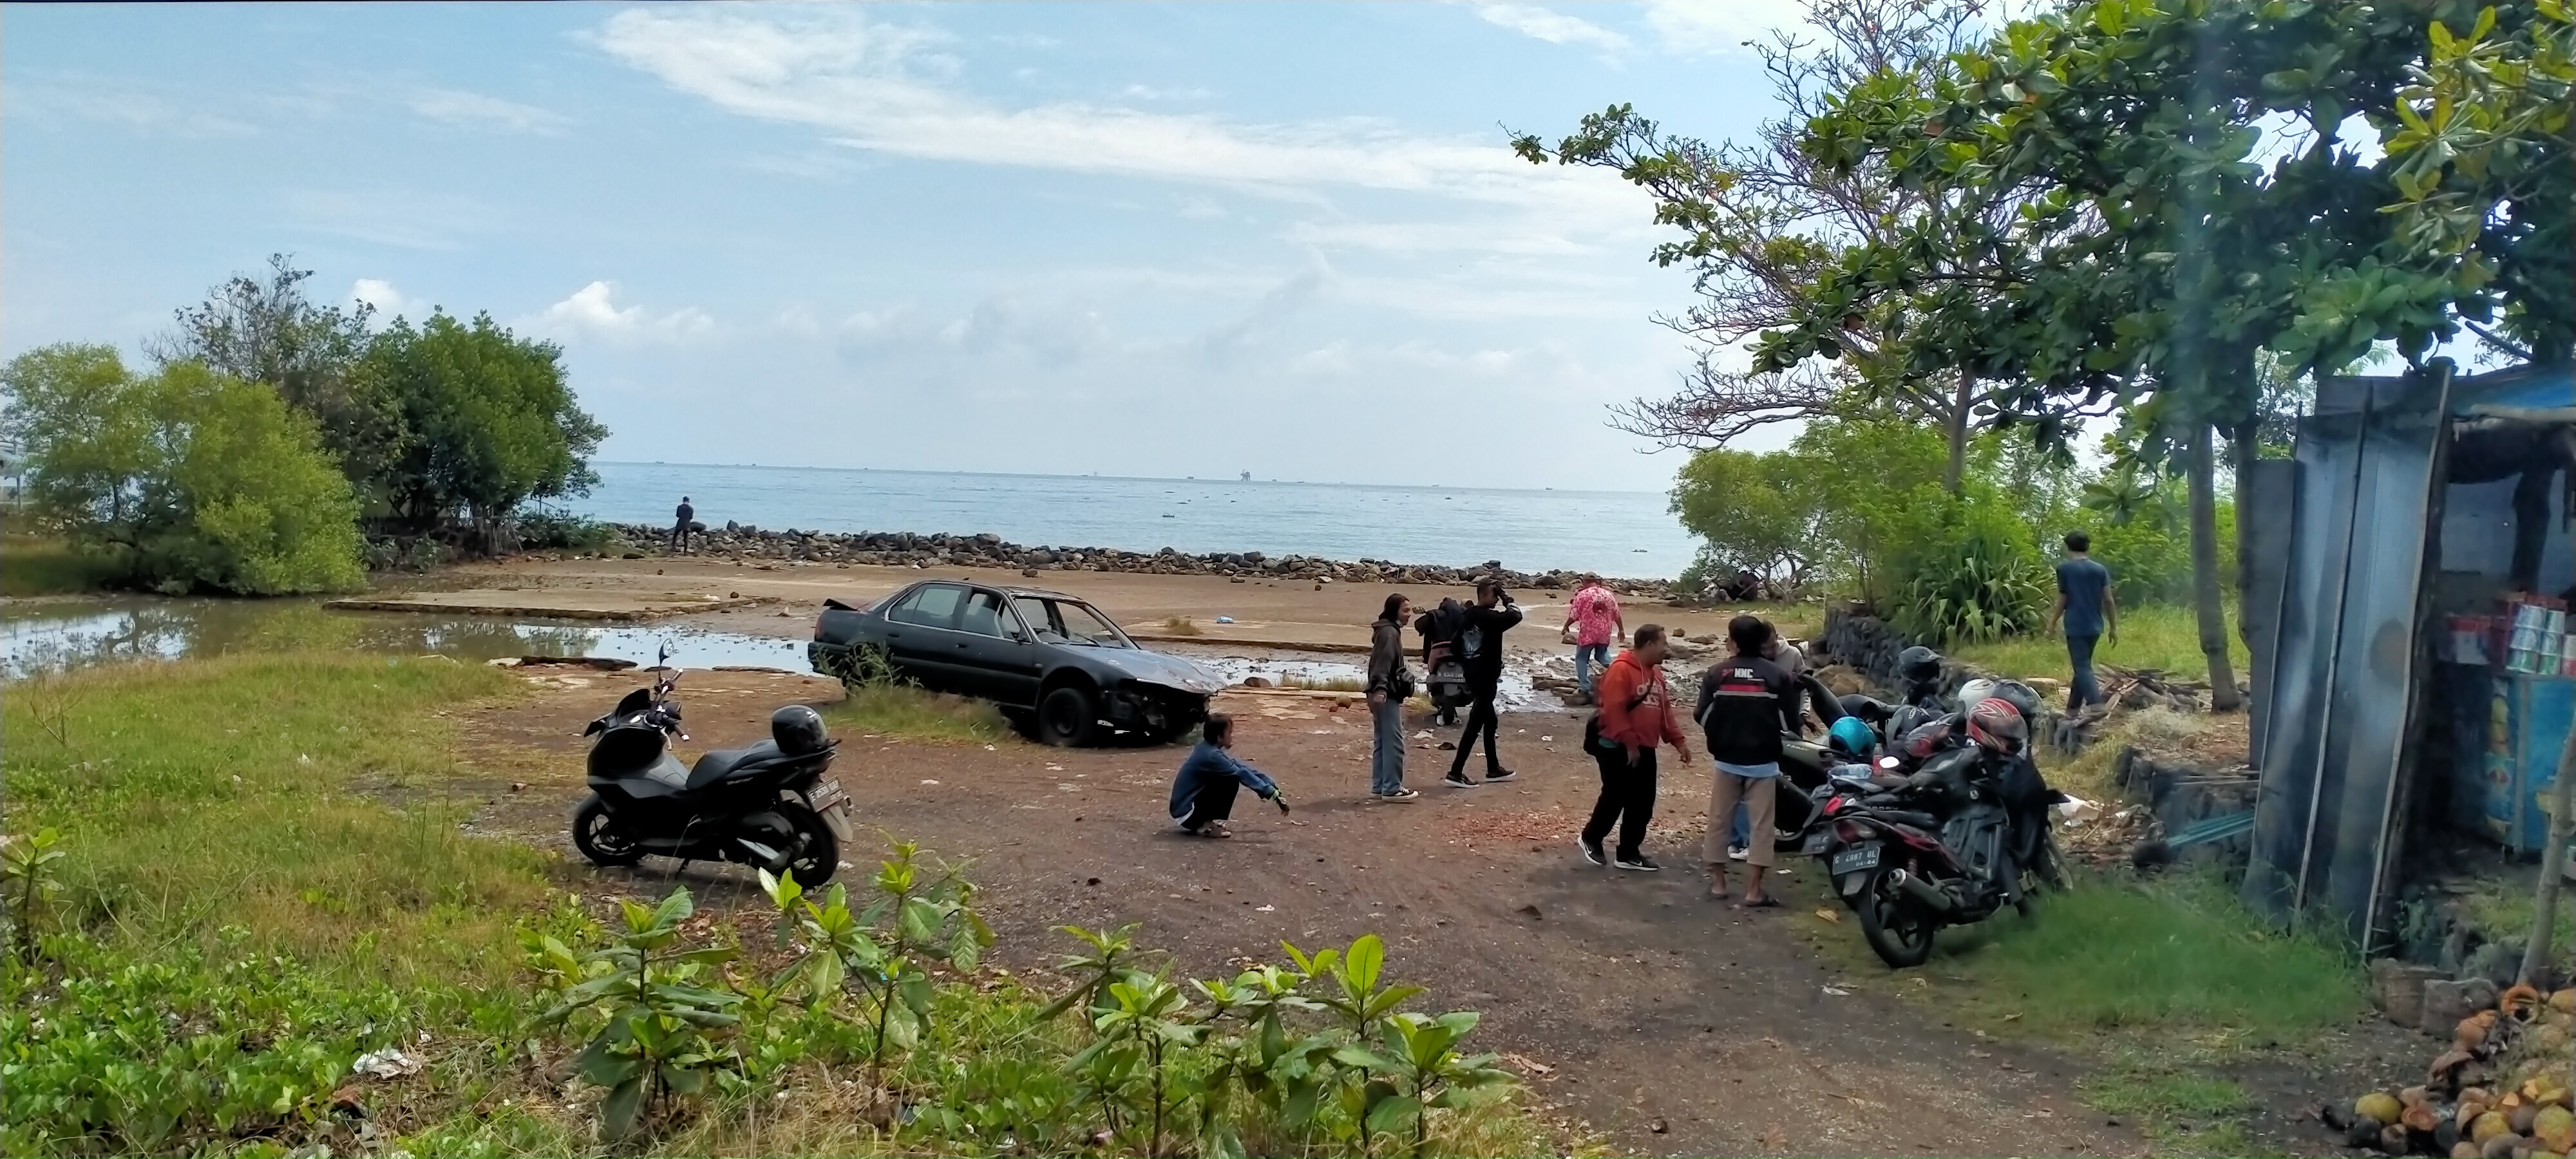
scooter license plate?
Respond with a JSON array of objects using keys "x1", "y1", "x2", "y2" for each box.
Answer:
[
  {"x1": 1799, "y1": 830, "x2": 1830, "y2": 856},
  {"x1": 1830, "y1": 844, "x2": 1880, "y2": 876},
  {"x1": 811, "y1": 778, "x2": 846, "y2": 811}
]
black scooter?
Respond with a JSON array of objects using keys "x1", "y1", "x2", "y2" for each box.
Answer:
[{"x1": 571, "y1": 649, "x2": 855, "y2": 886}]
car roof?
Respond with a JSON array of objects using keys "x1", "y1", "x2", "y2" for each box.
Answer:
[{"x1": 908, "y1": 579, "x2": 1084, "y2": 601}]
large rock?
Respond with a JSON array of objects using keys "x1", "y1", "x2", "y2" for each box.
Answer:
[
  {"x1": 2423, "y1": 977, "x2": 2502, "y2": 1031},
  {"x1": 2370, "y1": 959, "x2": 2450, "y2": 1028}
]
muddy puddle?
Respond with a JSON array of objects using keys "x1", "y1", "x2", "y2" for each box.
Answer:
[{"x1": 1, "y1": 596, "x2": 803, "y2": 681}]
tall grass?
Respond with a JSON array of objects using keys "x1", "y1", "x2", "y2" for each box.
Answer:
[
  {"x1": 826, "y1": 683, "x2": 1012, "y2": 743},
  {"x1": 1949, "y1": 601, "x2": 2251, "y2": 686}
]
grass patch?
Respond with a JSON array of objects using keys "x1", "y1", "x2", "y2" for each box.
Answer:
[
  {"x1": 1788, "y1": 867, "x2": 2362, "y2": 1156},
  {"x1": 1950, "y1": 601, "x2": 2250, "y2": 686},
  {"x1": 1, "y1": 534, "x2": 128, "y2": 596},
  {"x1": 823, "y1": 681, "x2": 1011, "y2": 743},
  {"x1": 1160, "y1": 614, "x2": 1203, "y2": 636},
  {"x1": 2081, "y1": 1054, "x2": 2257, "y2": 1155},
  {"x1": 2037, "y1": 704, "x2": 2215, "y2": 802},
  {"x1": 1921, "y1": 871, "x2": 2365, "y2": 1047}
]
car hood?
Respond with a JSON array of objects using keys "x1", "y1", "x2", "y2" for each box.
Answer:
[{"x1": 1089, "y1": 648, "x2": 1227, "y2": 694}]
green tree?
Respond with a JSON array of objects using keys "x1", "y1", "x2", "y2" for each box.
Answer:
[
  {"x1": 154, "y1": 254, "x2": 405, "y2": 507},
  {"x1": 1513, "y1": 0, "x2": 2089, "y2": 493},
  {"x1": 1670, "y1": 448, "x2": 1825, "y2": 592},
  {"x1": 1751, "y1": 0, "x2": 2507, "y2": 709},
  {"x1": 1, "y1": 344, "x2": 366, "y2": 595},
  {"x1": 358, "y1": 311, "x2": 605, "y2": 550}
]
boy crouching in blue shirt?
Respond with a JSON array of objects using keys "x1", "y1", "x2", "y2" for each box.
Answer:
[{"x1": 1168, "y1": 714, "x2": 1289, "y2": 838}]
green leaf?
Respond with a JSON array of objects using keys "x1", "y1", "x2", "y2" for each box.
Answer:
[
  {"x1": 599, "y1": 1075, "x2": 647, "y2": 1139},
  {"x1": 1366, "y1": 1093, "x2": 1423, "y2": 1138}
]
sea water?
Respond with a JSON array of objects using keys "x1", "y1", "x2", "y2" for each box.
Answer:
[{"x1": 576, "y1": 462, "x2": 1696, "y2": 578}]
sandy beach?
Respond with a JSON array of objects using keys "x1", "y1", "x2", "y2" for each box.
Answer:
[{"x1": 422, "y1": 552, "x2": 1815, "y2": 659}]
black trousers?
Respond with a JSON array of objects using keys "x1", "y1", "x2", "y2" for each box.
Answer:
[
  {"x1": 1179, "y1": 777, "x2": 1239, "y2": 831},
  {"x1": 1582, "y1": 746, "x2": 1658, "y2": 859},
  {"x1": 1448, "y1": 676, "x2": 1504, "y2": 777},
  {"x1": 668, "y1": 520, "x2": 692, "y2": 552}
]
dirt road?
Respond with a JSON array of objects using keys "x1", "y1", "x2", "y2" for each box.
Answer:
[{"x1": 464, "y1": 667, "x2": 2142, "y2": 1158}]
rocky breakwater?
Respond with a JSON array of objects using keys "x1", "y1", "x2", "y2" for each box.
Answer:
[{"x1": 613, "y1": 523, "x2": 1672, "y2": 596}]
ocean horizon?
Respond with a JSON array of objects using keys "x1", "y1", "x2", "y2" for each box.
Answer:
[{"x1": 574, "y1": 461, "x2": 1698, "y2": 578}]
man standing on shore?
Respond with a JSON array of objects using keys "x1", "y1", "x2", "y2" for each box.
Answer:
[
  {"x1": 1564, "y1": 574, "x2": 1623, "y2": 706},
  {"x1": 1367, "y1": 594, "x2": 1419, "y2": 802},
  {"x1": 1446, "y1": 578, "x2": 1522, "y2": 787},
  {"x1": 1579, "y1": 624, "x2": 1692, "y2": 871},
  {"x1": 670, "y1": 495, "x2": 696, "y2": 554},
  {"x1": 2045, "y1": 531, "x2": 2116, "y2": 710},
  {"x1": 1698, "y1": 615, "x2": 1801, "y2": 907}
]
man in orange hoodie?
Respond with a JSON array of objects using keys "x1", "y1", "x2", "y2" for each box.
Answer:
[{"x1": 1577, "y1": 624, "x2": 1694, "y2": 871}]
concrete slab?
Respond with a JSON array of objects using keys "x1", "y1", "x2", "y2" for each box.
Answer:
[{"x1": 326, "y1": 590, "x2": 768, "y2": 621}]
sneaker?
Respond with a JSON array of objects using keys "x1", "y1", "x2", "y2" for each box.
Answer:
[
  {"x1": 1726, "y1": 845, "x2": 1750, "y2": 862},
  {"x1": 1202, "y1": 820, "x2": 1235, "y2": 839},
  {"x1": 1577, "y1": 837, "x2": 1605, "y2": 866},
  {"x1": 1482, "y1": 768, "x2": 1519, "y2": 783},
  {"x1": 1444, "y1": 773, "x2": 1479, "y2": 788},
  {"x1": 1613, "y1": 853, "x2": 1662, "y2": 872},
  {"x1": 1379, "y1": 788, "x2": 1420, "y2": 802}
]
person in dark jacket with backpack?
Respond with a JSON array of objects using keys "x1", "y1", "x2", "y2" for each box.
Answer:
[
  {"x1": 1696, "y1": 614, "x2": 1801, "y2": 907},
  {"x1": 1366, "y1": 594, "x2": 1417, "y2": 802},
  {"x1": 1444, "y1": 578, "x2": 1522, "y2": 787}
]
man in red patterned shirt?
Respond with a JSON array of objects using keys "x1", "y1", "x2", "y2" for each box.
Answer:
[{"x1": 1564, "y1": 574, "x2": 1624, "y2": 706}]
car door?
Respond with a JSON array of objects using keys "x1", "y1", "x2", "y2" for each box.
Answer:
[
  {"x1": 951, "y1": 589, "x2": 1044, "y2": 706},
  {"x1": 877, "y1": 583, "x2": 969, "y2": 691}
]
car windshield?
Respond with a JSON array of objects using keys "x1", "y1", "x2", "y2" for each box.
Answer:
[{"x1": 1052, "y1": 599, "x2": 1132, "y2": 648}]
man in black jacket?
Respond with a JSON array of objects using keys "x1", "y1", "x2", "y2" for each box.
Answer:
[
  {"x1": 669, "y1": 496, "x2": 696, "y2": 554},
  {"x1": 1444, "y1": 578, "x2": 1522, "y2": 787},
  {"x1": 1696, "y1": 614, "x2": 1802, "y2": 907}
]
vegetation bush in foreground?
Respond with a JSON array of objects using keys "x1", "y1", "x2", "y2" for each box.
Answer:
[{"x1": 0, "y1": 652, "x2": 1553, "y2": 1157}]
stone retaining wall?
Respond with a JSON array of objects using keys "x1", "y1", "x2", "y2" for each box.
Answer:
[{"x1": 617, "y1": 523, "x2": 1672, "y2": 596}]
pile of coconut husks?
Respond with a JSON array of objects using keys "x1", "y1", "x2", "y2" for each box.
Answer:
[{"x1": 2329, "y1": 984, "x2": 2576, "y2": 1156}]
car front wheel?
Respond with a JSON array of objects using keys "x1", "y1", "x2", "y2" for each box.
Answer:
[{"x1": 1039, "y1": 686, "x2": 1101, "y2": 747}]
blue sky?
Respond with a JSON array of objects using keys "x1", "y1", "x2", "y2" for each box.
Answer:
[{"x1": 5, "y1": 1, "x2": 1804, "y2": 491}]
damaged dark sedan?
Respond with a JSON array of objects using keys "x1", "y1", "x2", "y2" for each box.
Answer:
[{"x1": 808, "y1": 580, "x2": 1224, "y2": 746}]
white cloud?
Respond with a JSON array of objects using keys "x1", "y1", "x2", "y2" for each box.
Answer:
[
  {"x1": 535, "y1": 281, "x2": 715, "y2": 343},
  {"x1": 410, "y1": 88, "x2": 574, "y2": 135},
  {"x1": 1473, "y1": 4, "x2": 1631, "y2": 52},
  {"x1": 1640, "y1": 0, "x2": 1804, "y2": 53},
  {"x1": 11, "y1": 73, "x2": 256, "y2": 137},
  {"x1": 350, "y1": 278, "x2": 413, "y2": 318},
  {"x1": 1123, "y1": 82, "x2": 1213, "y2": 101},
  {"x1": 1284, "y1": 218, "x2": 1591, "y2": 257},
  {"x1": 592, "y1": 8, "x2": 1629, "y2": 215},
  {"x1": 1177, "y1": 195, "x2": 1229, "y2": 220}
]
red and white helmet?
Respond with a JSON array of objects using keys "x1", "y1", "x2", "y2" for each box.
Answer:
[{"x1": 1967, "y1": 697, "x2": 2028, "y2": 754}]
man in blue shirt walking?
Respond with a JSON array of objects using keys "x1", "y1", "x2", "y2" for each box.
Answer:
[
  {"x1": 1168, "y1": 714, "x2": 1289, "y2": 838},
  {"x1": 2046, "y1": 531, "x2": 2117, "y2": 710}
]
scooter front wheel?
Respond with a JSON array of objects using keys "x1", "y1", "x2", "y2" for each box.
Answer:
[{"x1": 571, "y1": 793, "x2": 644, "y2": 867}]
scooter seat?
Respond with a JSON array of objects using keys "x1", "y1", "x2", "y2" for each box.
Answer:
[{"x1": 688, "y1": 740, "x2": 782, "y2": 789}]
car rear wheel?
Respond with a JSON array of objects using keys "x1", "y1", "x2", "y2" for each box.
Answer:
[{"x1": 1039, "y1": 686, "x2": 1101, "y2": 748}]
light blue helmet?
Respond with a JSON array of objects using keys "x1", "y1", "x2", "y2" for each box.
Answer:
[{"x1": 1828, "y1": 715, "x2": 1878, "y2": 757}]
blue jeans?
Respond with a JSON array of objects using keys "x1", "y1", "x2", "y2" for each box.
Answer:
[
  {"x1": 1370, "y1": 697, "x2": 1407, "y2": 795},
  {"x1": 2067, "y1": 633, "x2": 2102, "y2": 709},
  {"x1": 1573, "y1": 643, "x2": 1612, "y2": 695}
]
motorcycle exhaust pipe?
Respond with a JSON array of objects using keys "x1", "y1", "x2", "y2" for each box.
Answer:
[{"x1": 1888, "y1": 868, "x2": 1959, "y2": 916}]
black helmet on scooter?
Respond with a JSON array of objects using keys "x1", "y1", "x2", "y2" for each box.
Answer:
[
  {"x1": 1897, "y1": 645, "x2": 1943, "y2": 686},
  {"x1": 772, "y1": 704, "x2": 830, "y2": 755},
  {"x1": 1991, "y1": 680, "x2": 2044, "y2": 725}
]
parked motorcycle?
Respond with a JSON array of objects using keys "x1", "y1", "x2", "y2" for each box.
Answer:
[
  {"x1": 1421, "y1": 639, "x2": 1472, "y2": 726},
  {"x1": 1802, "y1": 740, "x2": 2070, "y2": 967},
  {"x1": 571, "y1": 650, "x2": 856, "y2": 886}
]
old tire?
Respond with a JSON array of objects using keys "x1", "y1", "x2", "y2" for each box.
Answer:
[
  {"x1": 1039, "y1": 686, "x2": 1101, "y2": 748},
  {"x1": 776, "y1": 804, "x2": 839, "y2": 888},
  {"x1": 571, "y1": 793, "x2": 643, "y2": 867},
  {"x1": 1855, "y1": 867, "x2": 1937, "y2": 968}
]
